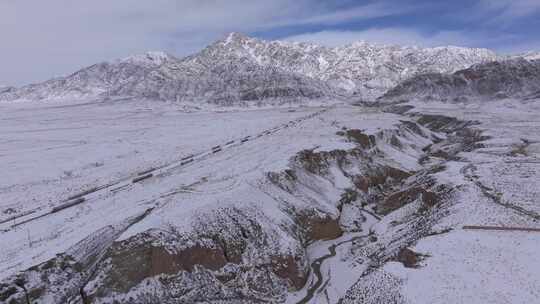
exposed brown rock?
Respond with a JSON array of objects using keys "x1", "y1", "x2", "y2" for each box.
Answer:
[
  {"x1": 421, "y1": 190, "x2": 439, "y2": 208},
  {"x1": 378, "y1": 187, "x2": 439, "y2": 214},
  {"x1": 353, "y1": 167, "x2": 411, "y2": 194},
  {"x1": 394, "y1": 248, "x2": 429, "y2": 268},
  {"x1": 97, "y1": 242, "x2": 229, "y2": 295},
  {"x1": 384, "y1": 167, "x2": 412, "y2": 181},
  {"x1": 296, "y1": 149, "x2": 330, "y2": 174},
  {"x1": 271, "y1": 255, "x2": 307, "y2": 290},
  {"x1": 150, "y1": 245, "x2": 228, "y2": 275},
  {"x1": 353, "y1": 175, "x2": 370, "y2": 192},
  {"x1": 345, "y1": 129, "x2": 376, "y2": 149},
  {"x1": 298, "y1": 212, "x2": 343, "y2": 243},
  {"x1": 295, "y1": 149, "x2": 350, "y2": 175}
]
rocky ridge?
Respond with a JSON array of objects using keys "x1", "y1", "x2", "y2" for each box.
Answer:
[
  {"x1": 0, "y1": 33, "x2": 499, "y2": 105},
  {"x1": 379, "y1": 58, "x2": 540, "y2": 103}
]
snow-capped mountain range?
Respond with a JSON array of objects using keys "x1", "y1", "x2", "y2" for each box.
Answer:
[
  {"x1": 0, "y1": 32, "x2": 524, "y2": 105},
  {"x1": 181, "y1": 33, "x2": 500, "y2": 101}
]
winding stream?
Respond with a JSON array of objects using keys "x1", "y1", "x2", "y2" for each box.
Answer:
[
  {"x1": 296, "y1": 235, "x2": 369, "y2": 304},
  {"x1": 295, "y1": 212, "x2": 379, "y2": 304}
]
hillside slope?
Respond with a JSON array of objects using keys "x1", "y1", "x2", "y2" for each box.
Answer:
[{"x1": 379, "y1": 58, "x2": 540, "y2": 103}]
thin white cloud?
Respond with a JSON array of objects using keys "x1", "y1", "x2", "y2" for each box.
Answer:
[
  {"x1": 283, "y1": 28, "x2": 539, "y2": 54},
  {"x1": 3, "y1": 1, "x2": 537, "y2": 86},
  {"x1": 289, "y1": 2, "x2": 414, "y2": 26},
  {"x1": 479, "y1": 0, "x2": 540, "y2": 19},
  {"x1": 0, "y1": 0, "x2": 414, "y2": 86},
  {"x1": 283, "y1": 29, "x2": 480, "y2": 48}
]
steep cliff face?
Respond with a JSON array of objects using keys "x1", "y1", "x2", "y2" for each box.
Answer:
[
  {"x1": 0, "y1": 33, "x2": 499, "y2": 105},
  {"x1": 379, "y1": 59, "x2": 540, "y2": 103}
]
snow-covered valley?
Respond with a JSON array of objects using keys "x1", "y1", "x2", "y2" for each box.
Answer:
[{"x1": 2, "y1": 94, "x2": 540, "y2": 303}]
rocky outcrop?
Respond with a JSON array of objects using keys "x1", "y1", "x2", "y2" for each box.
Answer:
[
  {"x1": 0, "y1": 210, "x2": 154, "y2": 304},
  {"x1": 393, "y1": 248, "x2": 430, "y2": 268},
  {"x1": 0, "y1": 254, "x2": 85, "y2": 304},
  {"x1": 343, "y1": 129, "x2": 376, "y2": 149},
  {"x1": 378, "y1": 186, "x2": 439, "y2": 215},
  {"x1": 298, "y1": 211, "x2": 343, "y2": 242},
  {"x1": 87, "y1": 240, "x2": 230, "y2": 299},
  {"x1": 80, "y1": 205, "x2": 310, "y2": 303}
]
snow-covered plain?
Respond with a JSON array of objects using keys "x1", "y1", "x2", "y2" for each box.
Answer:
[
  {"x1": 0, "y1": 100, "x2": 400, "y2": 278},
  {"x1": 0, "y1": 99, "x2": 321, "y2": 223},
  {"x1": 1, "y1": 97, "x2": 540, "y2": 303}
]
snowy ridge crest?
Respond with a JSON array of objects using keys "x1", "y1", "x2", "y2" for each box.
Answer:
[
  {"x1": 118, "y1": 51, "x2": 176, "y2": 66},
  {"x1": 0, "y1": 32, "x2": 514, "y2": 105}
]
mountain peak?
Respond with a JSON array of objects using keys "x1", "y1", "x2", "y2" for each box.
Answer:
[
  {"x1": 119, "y1": 51, "x2": 175, "y2": 66},
  {"x1": 222, "y1": 32, "x2": 252, "y2": 45}
]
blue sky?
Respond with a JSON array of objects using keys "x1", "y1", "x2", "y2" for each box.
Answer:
[
  {"x1": 1, "y1": 0, "x2": 539, "y2": 86},
  {"x1": 261, "y1": 0, "x2": 540, "y2": 51}
]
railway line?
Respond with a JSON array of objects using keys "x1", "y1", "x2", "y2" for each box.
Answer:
[{"x1": 0, "y1": 107, "x2": 330, "y2": 232}]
